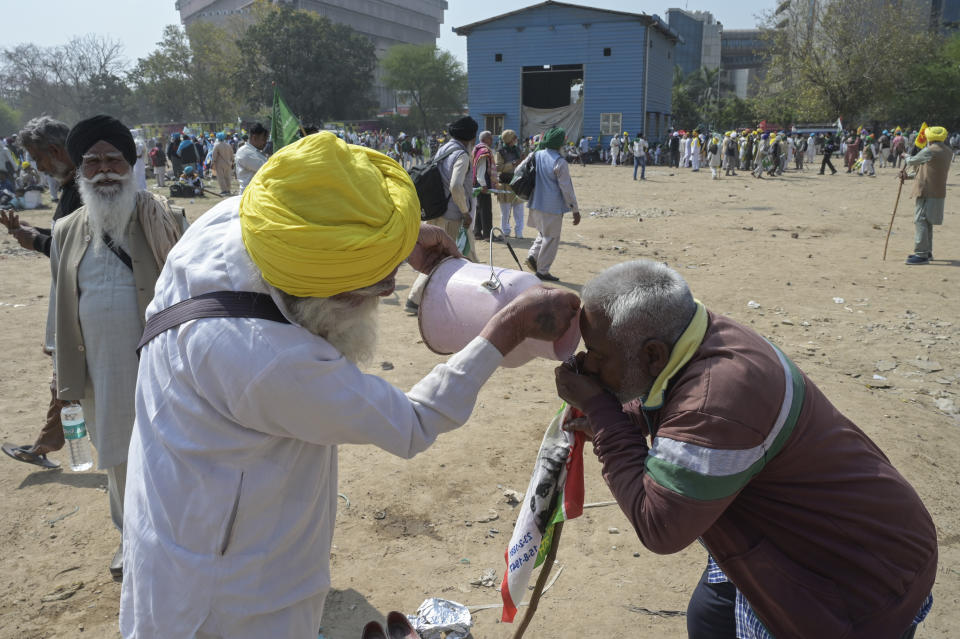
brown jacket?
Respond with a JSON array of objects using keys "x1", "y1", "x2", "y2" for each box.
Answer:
[
  {"x1": 912, "y1": 141, "x2": 952, "y2": 199},
  {"x1": 584, "y1": 311, "x2": 937, "y2": 638}
]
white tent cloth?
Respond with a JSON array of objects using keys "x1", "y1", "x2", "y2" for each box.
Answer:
[{"x1": 521, "y1": 103, "x2": 583, "y2": 144}]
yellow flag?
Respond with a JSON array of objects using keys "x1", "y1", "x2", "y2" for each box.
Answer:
[{"x1": 916, "y1": 122, "x2": 928, "y2": 149}]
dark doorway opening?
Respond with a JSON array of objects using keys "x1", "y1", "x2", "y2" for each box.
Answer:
[{"x1": 522, "y1": 64, "x2": 583, "y2": 109}]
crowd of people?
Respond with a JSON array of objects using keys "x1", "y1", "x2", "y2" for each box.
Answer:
[
  {"x1": 0, "y1": 110, "x2": 950, "y2": 638},
  {"x1": 580, "y1": 126, "x2": 960, "y2": 182}
]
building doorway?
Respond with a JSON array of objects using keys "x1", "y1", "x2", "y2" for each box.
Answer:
[{"x1": 520, "y1": 64, "x2": 584, "y2": 142}]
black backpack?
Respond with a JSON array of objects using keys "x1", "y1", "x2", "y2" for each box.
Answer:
[
  {"x1": 410, "y1": 147, "x2": 459, "y2": 221},
  {"x1": 509, "y1": 153, "x2": 537, "y2": 201}
]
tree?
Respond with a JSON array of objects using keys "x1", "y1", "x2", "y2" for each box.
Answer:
[
  {"x1": 883, "y1": 34, "x2": 960, "y2": 131},
  {"x1": 381, "y1": 44, "x2": 466, "y2": 133},
  {"x1": 0, "y1": 99, "x2": 21, "y2": 135},
  {"x1": 185, "y1": 21, "x2": 240, "y2": 121},
  {"x1": 235, "y1": 5, "x2": 377, "y2": 123},
  {"x1": 671, "y1": 67, "x2": 699, "y2": 129},
  {"x1": 129, "y1": 26, "x2": 194, "y2": 122},
  {"x1": 129, "y1": 23, "x2": 238, "y2": 123},
  {"x1": 0, "y1": 35, "x2": 129, "y2": 124},
  {"x1": 716, "y1": 96, "x2": 758, "y2": 131},
  {"x1": 671, "y1": 66, "x2": 735, "y2": 130},
  {"x1": 760, "y1": 0, "x2": 941, "y2": 122}
]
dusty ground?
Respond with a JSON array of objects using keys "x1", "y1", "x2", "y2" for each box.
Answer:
[{"x1": 1, "y1": 159, "x2": 959, "y2": 638}]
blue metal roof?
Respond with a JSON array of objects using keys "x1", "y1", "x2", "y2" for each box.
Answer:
[{"x1": 453, "y1": 1, "x2": 680, "y2": 42}]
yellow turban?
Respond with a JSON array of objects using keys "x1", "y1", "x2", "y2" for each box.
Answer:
[
  {"x1": 239, "y1": 131, "x2": 420, "y2": 298},
  {"x1": 926, "y1": 126, "x2": 948, "y2": 143}
]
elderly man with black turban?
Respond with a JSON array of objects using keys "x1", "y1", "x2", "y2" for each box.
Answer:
[
  {"x1": 517, "y1": 126, "x2": 581, "y2": 281},
  {"x1": 49, "y1": 114, "x2": 186, "y2": 580},
  {"x1": 120, "y1": 132, "x2": 579, "y2": 638}
]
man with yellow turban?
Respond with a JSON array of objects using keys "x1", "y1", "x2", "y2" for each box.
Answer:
[
  {"x1": 120, "y1": 132, "x2": 580, "y2": 638},
  {"x1": 903, "y1": 125, "x2": 951, "y2": 265}
]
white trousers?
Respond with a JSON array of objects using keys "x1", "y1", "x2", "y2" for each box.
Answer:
[
  {"x1": 527, "y1": 209, "x2": 564, "y2": 275},
  {"x1": 500, "y1": 200, "x2": 524, "y2": 236}
]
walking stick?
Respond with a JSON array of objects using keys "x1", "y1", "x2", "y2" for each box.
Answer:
[
  {"x1": 882, "y1": 172, "x2": 906, "y2": 260},
  {"x1": 512, "y1": 521, "x2": 564, "y2": 639},
  {"x1": 202, "y1": 187, "x2": 226, "y2": 199}
]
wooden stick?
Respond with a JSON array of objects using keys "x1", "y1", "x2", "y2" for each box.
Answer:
[
  {"x1": 883, "y1": 172, "x2": 905, "y2": 261},
  {"x1": 512, "y1": 521, "x2": 564, "y2": 639}
]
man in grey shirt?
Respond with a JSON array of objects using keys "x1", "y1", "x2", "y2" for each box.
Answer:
[{"x1": 406, "y1": 116, "x2": 479, "y2": 313}]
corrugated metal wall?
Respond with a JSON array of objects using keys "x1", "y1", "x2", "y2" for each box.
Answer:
[{"x1": 462, "y1": 4, "x2": 675, "y2": 145}]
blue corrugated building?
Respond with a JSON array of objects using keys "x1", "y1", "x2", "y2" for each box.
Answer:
[{"x1": 453, "y1": 1, "x2": 680, "y2": 146}]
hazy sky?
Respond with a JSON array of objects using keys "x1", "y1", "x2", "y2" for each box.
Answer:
[{"x1": 0, "y1": 0, "x2": 772, "y2": 65}]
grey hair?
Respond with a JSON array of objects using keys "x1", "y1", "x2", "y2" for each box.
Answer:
[
  {"x1": 18, "y1": 116, "x2": 70, "y2": 151},
  {"x1": 582, "y1": 260, "x2": 696, "y2": 346},
  {"x1": 478, "y1": 130, "x2": 493, "y2": 143}
]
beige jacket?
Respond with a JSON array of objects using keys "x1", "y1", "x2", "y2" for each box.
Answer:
[{"x1": 51, "y1": 192, "x2": 185, "y2": 400}]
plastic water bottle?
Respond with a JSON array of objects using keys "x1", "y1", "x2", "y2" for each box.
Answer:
[{"x1": 61, "y1": 403, "x2": 93, "y2": 472}]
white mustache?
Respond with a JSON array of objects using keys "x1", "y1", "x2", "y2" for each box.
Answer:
[{"x1": 89, "y1": 172, "x2": 127, "y2": 184}]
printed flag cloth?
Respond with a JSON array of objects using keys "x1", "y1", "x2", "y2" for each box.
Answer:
[
  {"x1": 500, "y1": 404, "x2": 585, "y2": 623},
  {"x1": 915, "y1": 122, "x2": 929, "y2": 149},
  {"x1": 271, "y1": 86, "x2": 301, "y2": 151}
]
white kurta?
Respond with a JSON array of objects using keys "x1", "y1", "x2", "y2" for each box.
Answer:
[
  {"x1": 120, "y1": 199, "x2": 504, "y2": 638},
  {"x1": 134, "y1": 140, "x2": 148, "y2": 191},
  {"x1": 76, "y1": 241, "x2": 141, "y2": 469},
  {"x1": 49, "y1": 231, "x2": 141, "y2": 470}
]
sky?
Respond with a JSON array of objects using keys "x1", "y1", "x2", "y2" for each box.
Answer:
[{"x1": 0, "y1": 0, "x2": 773, "y2": 65}]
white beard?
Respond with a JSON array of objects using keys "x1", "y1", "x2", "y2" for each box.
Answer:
[
  {"x1": 77, "y1": 169, "x2": 138, "y2": 247},
  {"x1": 282, "y1": 293, "x2": 380, "y2": 366}
]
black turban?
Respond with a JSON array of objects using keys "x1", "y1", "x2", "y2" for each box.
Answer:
[
  {"x1": 448, "y1": 116, "x2": 479, "y2": 141},
  {"x1": 66, "y1": 114, "x2": 137, "y2": 167}
]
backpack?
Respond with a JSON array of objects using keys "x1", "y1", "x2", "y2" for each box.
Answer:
[
  {"x1": 410, "y1": 147, "x2": 458, "y2": 221},
  {"x1": 708, "y1": 143, "x2": 718, "y2": 155},
  {"x1": 509, "y1": 153, "x2": 537, "y2": 201}
]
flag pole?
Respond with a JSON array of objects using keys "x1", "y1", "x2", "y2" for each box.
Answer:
[{"x1": 511, "y1": 521, "x2": 564, "y2": 639}]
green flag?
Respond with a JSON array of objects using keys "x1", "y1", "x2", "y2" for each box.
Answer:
[{"x1": 271, "y1": 86, "x2": 301, "y2": 151}]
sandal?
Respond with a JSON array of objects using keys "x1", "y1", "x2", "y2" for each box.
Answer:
[{"x1": 2, "y1": 442, "x2": 60, "y2": 469}]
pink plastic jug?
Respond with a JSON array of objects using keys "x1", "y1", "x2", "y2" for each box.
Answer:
[{"x1": 418, "y1": 256, "x2": 581, "y2": 368}]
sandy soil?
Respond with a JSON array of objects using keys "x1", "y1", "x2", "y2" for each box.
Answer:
[{"x1": 1, "y1": 160, "x2": 959, "y2": 638}]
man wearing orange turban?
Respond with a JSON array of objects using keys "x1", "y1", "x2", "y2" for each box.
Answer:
[
  {"x1": 120, "y1": 132, "x2": 580, "y2": 638},
  {"x1": 903, "y1": 126, "x2": 951, "y2": 265}
]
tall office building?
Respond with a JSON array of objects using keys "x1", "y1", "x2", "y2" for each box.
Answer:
[
  {"x1": 666, "y1": 8, "x2": 722, "y2": 77},
  {"x1": 175, "y1": 0, "x2": 448, "y2": 111}
]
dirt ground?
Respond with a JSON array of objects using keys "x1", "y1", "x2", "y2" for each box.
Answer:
[{"x1": 1, "y1": 158, "x2": 959, "y2": 638}]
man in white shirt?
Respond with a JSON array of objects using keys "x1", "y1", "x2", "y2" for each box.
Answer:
[
  {"x1": 121, "y1": 131, "x2": 579, "y2": 638},
  {"x1": 234, "y1": 122, "x2": 269, "y2": 194},
  {"x1": 631, "y1": 132, "x2": 648, "y2": 181},
  {"x1": 609, "y1": 134, "x2": 621, "y2": 166},
  {"x1": 578, "y1": 136, "x2": 590, "y2": 166}
]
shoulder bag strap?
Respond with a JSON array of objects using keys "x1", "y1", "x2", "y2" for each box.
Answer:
[
  {"x1": 102, "y1": 232, "x2": 133, "y2": 271},
  {"x1": 137, "y1": 290, "x2": 290, "y2": 356}
]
